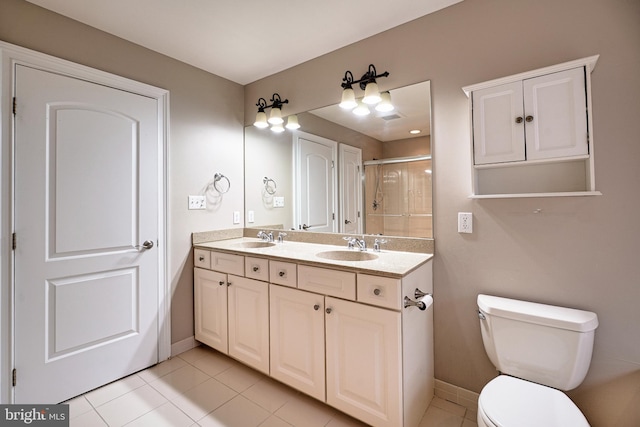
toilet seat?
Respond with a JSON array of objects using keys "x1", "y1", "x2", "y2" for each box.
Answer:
[{"x1": 478, "y1": 376, "x2": 590, "y2": 427}]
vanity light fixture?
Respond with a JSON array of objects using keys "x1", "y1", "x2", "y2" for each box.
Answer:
[
  {"x1": 254, "y1": 93, "x2": 299, "y2": 131},
  {"x1": 340, "y1": 64, "x2": 391, "y2": 113}
]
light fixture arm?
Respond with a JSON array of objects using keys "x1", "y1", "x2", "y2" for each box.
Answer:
[
  {"x1": 341, "y1": 64, "x2": 389, "y2": 91},
  {"x1": 256, "y1": 93, "x2": 289, "y2": 112}
]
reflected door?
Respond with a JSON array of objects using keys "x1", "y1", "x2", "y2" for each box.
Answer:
[
  {"x1": 295, "y1": 135, "x2": 337, "y2": 232},
  {"x1": 339, "y1": 144, "x2": 362, "y2": 234},
  {"x1": 14, "y1": 65, "x2": 159, "y2": 403}
]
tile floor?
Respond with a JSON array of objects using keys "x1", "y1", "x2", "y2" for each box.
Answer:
[{"x1": 66, "y1": 346, "x2": 478, "y2": 427}]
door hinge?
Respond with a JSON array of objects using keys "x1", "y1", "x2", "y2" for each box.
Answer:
[
  {"x1": 331, "y1": 160, "x2": 335, "y2": 169},
  {"x1": 12, "y1": 97, "x2": 16, "y2": 115},
  {"x1": 12, "y1": 368, "x2": 16, "y2": 387},
  {"x1": 12, "y1": 233, "x2": 16, "y2": 250},
  {"x1": 357, "y1": 211, "x2": 361, "y2": 218},
  {"x1": 332, "y1": 213, "x2": 335, "y2": 220}
]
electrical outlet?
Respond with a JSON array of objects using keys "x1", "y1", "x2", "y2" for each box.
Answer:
[
  {"x1": 188, "y1": 195, "x2": 206, "y2": 210},
  {"x1": 233, "y1": 211, "x2": 241, "y2": 224},
  {"x1": 458, "y1": 212, "x2": 473, "y2": 233},
  {"x1": 247, "y1": 210, "x2": 255, "y2": 223}
]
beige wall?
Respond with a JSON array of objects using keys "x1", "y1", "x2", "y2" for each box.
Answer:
[
  {"x1": 246, "y1": 1, "x2": 640, "y2": 426},
  {"x1": 1, "y1": 0, "x2": 245, "y2": 347}
]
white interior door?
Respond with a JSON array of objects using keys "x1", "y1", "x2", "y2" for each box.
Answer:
[
  {"x1": 295, "y1": 134, "x2": 337, "y2": 232},
  {"x1": 339, "y1": 144, "x2": 362, "y2": 234},
  {"x1": 13, "y1": 65, "x2": 160, "y2": 403}
]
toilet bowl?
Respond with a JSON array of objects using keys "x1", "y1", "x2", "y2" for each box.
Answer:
[
  {"x1": 477, "y1": 294, "x2": 598, "y2": 427},
  {"x1": 477, "y1": 376, "x2": 589, "y2": 427}
]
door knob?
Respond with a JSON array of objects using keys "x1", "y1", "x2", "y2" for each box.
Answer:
[{"x1": 136, "y1": 240, "x2": 154, "y2": 250}]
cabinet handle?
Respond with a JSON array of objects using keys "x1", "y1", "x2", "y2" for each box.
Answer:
[
  {"x1": 199, "y1": 255, "x2": 205, "y2": 262},
  {"x1": 325, "y1": 307, "x2": 332, "y2": 314},
  {"x1": 252, "y1": 266, "x2": 259, "y2": 272},
  {"x1": 279, "y1": 271, "x2": 286, "y2": 277},
  {"x1": 227, "y1": 281, "x2": 232, "y2": 286},
  {"x1": 313, "y1": 304, "x2": 320, "y2": 311},
  {"x1": 515, "y1": 116, "x2": 523, "y2": 124},
  {"x1": 218, "y1": 281, "x2": 225, "y2": 286},
  {"x1": 525, "y1": 115, "x2": 534, "y2": 122},
  {"x1": 373, "y1": 288, "x2": 381, "y2": 296}
]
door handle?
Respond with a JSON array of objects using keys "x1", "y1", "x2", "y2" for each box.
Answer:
[{"x1": 136, "y1": 240, "x2": 154, "y2": 250}]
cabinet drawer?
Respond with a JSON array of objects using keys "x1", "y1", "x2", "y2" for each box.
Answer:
[
  {"x1": 245, "y1": 257, "x2": 269, "y2": 281},
  {"x1": 269, "y1": 261, "x2": 297, "y2": 287},
  {"x1": 298, "y1": 265, "x2": 355, "y2": 300},
  {"x1": 210, "y1": 251, "x2": 244, "y2": 276},
  {"x1": 357, "y1": 274, "x2": 402, "y2": 310},
  {"x1": 194, "y1": 249, "x2": 211, "y2": 269}
]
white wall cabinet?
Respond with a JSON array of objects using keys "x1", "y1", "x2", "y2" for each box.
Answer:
[
  {"x1": 194, "y1": 246, "x2": 433, "y2": 427},
  {"x1": 464, "y1": 55, "x2": 600, "y2": 198}
]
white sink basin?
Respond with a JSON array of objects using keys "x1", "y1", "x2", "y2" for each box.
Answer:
[
  {"x1": 234, "y1": 241, "x2": 276, "y2": 249},
  {"x1": 316, "y1": 250, "x2": 378, "y2": 261}
]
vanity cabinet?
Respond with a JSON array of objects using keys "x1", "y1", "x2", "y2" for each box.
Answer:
[
  {"x1": 194, "y1": 251, "x2": 269, "y2": 374},
  {"x1": 194, "y1": 245, "x2": 433, "y2": 427},
  {"x1": 464, "y1": 55, "x2": 600, "y2": 197}
]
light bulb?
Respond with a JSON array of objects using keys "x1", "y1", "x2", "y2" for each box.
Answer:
[
  {"x1": 268, "y1": 107, "x2": 283, "y2": 125},
  {"x1": 254, "y1": 111, "x2": 268, "y2": 128},
  {"x1": 352, "y1": 101, "x2": 370, "y2": 116},
  {"x1": 339, "y1": 88, "x2": 357, "y2": 109},
  {"x1": 285, "y1": 115, "x2": 300, "y2": 130},
  {"x1": 270, "y1": 124, "x2": 285, "y2": 133},
  {"x1": 362, "y1": 81, "x2": 381, "y2": 105},
  {"x1": 375, "y1": 91, "x2": 394, "y2": 112}
]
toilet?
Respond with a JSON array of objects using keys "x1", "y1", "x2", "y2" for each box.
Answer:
[{"x1": 476, "y1": 294, "x2": 598, "y2": 427}]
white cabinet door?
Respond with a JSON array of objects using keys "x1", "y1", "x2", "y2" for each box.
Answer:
[
  {"x1": 472, "y1": 81, "x2": 525, "y2": 165},
  {"x1": 270, "y1": 285, "x2": 325, "y2": 400},
  {"x1": 228, "y1": 275, "x2": 270, "y2": 374},
  {"x1": 194, "y1": 268, "x2": 228, "y2": 353},
  {"x1": 325, "y1": 297, "x2": 403, "y2": 427},
  {"x1": 524, "y1": 67, "x2": 588, "y2": 160}
]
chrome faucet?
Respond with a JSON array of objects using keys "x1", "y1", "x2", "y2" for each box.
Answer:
[
  {"x1": 277, "y1": 232, "x2": 287, "y2": 243},
  {"x1": 373, "y1": 238, "x2": 387, "y2": 252},
  {"x1": 257, "y1": 230, "x2": 274, "y2": 242},
  {"x1": 353, "y1": 238, "x2": 367, "y2": 251}
]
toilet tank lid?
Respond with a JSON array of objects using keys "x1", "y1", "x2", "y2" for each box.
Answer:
[{"x1": 478, "y1": 294, "x2": 598, "y2": 332}]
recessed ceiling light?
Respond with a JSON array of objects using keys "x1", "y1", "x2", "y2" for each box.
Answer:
[{"x1": 410, "y1": 129, "x2": 421, "y2": 134}]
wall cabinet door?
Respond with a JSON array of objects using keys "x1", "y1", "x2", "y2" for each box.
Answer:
[
  {"x1": 472, "y1": 81, "x2": 526, "y2": 165},
  {"x1": 325, "y1": 297, "x2": 403, "y2": 427},
  {"x1": 269, "y1": 285, "x2": 325, "y2": 400},
  {"x1": 523, "y1": 67, "x2": 588, "y2": 161},
  {"x1": 473, "y1": 67, "x2": 587, "y2": 165},
  {"x1": 194, "y1": 267, "x2": 228, "y2": 353},
  {"x1": 228, "y1": 275, "x2": 270, "y2": 374}
]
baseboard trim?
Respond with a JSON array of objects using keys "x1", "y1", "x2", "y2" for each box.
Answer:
[{"x1": 171, "y1": 336, "x2": 199, "y2": 357}]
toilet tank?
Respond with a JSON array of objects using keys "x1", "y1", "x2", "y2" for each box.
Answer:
[{"x1": 477, "y1": 294, "x2": 598, "y2": 390}]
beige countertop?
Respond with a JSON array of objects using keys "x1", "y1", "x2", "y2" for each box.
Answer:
[{"x1": 194, "y1": 237, "x2": 433, "y2": 278}]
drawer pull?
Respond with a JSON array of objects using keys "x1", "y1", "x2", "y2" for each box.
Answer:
[
  {"x1": 279, "y1": 270, "x2": 286, "y2": 277},
  {"x1": 253, "y1": 266, "x2": 260, "y2": 272},
  {"x1": 314, "y1": 304, "x2": 320, "y2": 311},
  {"x1": 218, "y1": 281, "x2": 225, "y2": 286},
  {"x1": 227, "y1": 281, "x2": 232, "y2": 286},
  {"x1": 325, "y1": 307, "x2": 332, "y2": 314},
  {"x1": 373, "y1": 288, "x2": 381, "y2": 296},
  {"x1": 199, "y1": 256, "x2": 205, "y2": 262}
]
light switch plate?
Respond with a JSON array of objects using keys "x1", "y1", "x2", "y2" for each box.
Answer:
[
  {"x1": 188, "y1": 195, "x2": 206, "y2": 210},
  {"x1": 233, "y1": 211, "x2": 241, "y2": 224},
  {"x1": 247, "y1": 210, "x2": 255, "y2": 223}
]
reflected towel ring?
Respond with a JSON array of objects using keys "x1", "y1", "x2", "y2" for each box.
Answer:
[
  {"x1": 263, "y1": 177, "x2": 277, "y2": 195},
  {"x1": 213, "y1": 173, "x2": 231, "y2": 193}
]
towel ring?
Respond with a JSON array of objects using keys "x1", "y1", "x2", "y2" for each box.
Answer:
[
  {"x1": 213, "y1": 173, "x2": 230, "y2": 193},
  {"x1": 263, "y1": 177, "x2": 277, "y2": 195}
]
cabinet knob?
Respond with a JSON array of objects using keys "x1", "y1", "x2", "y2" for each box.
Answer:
[
  {"x1": 253, "y1": 266, "x2": 259, "y2": 272},
  {"x1": 373, "y1": 288, "x2": 381, "y2": 296},
  {"x1": 515, "y1": 116, "x2": 523, "y2": 124},
  {"x1": 227, "y1": 281, "x2": 232, "y2": 286},
  {"x1": 313, "y1": 304, "x2": 320, "y2": 311},
  {"x1": 218, "y1": 281, "x2": 225, "y2": 286},
  {"x1": 199, "y1": 256, "x2": 205, "y2": 262},
  {"x1": 325, "y1": 307, "x2": 332, "y2": 314},
  {"x1": 279, "y1": 271, "x2": 286, "y2": 277},
  {"x1": 525, "y1": 115, "x2": 534, "y2": 122}
]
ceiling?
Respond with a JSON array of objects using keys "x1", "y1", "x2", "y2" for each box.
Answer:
[{"x1": 25, "y1": 0, "x2": 461, "y2": 85}]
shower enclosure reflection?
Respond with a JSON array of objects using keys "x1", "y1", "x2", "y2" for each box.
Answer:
[{"x1": 365, "y1": 156, "x2": 432, "y2": 238}]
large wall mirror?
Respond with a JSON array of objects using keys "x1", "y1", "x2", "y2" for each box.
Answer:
[{"x1": 244, "y1": 80, "x2": 432, "y2": 238}]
